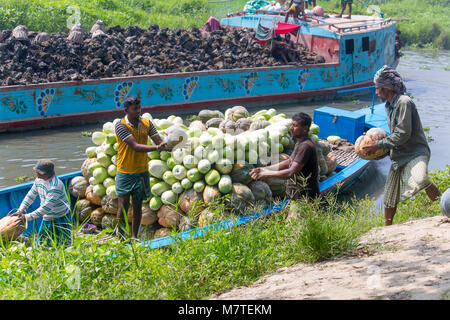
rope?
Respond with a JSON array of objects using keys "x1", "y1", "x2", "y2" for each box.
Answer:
[{"x1": 355, "y1": 0, "x2": 385, "y2": 18}]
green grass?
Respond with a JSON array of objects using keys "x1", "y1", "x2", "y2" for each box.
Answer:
[
  {"x1": 0, "y1": 165, "x2": 448, "y2": 299},
  {"x1": 364, "y1": 0, "x2": 450, "y2": 50},
  {"x1": 0, "y1": 0, "x2": 448, "y2": 48},
  {"x1": 0, "y1": 0, "x2": 214, "y2": 32},
  {"x1": 309, "y1": 0, "x2": 450, "y2": 49}
]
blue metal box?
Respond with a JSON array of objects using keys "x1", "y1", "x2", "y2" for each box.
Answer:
[{"x1": 313, "y1": 106, "x2": 365, "y2": 144}]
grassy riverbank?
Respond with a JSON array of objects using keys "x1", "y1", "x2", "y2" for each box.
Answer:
[
  {"x1": 324, "y1": 0, "x2": 450, "y2": 50},
  {"x1": 0, "y1": 166, "x2": 448, "y2": 299},
  {"x1": 0, "y1": 0, "x2": 448, "y2": 49}
]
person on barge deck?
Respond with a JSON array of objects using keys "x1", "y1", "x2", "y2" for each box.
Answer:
[
  {"x1": 362, "y1": 65, "x2": 441, "y2": 226},
  {"x1": 285, "y1": 0, "x2": 307, "y2": 23},
  {"x1": 336, "y1": 0, "x2": 352, "y2": 19},
  {"x1": 271, "y1": 34, "x2": 291, "y2": 64},
  {"x1": 304, "y1": 0, "x2": 317, "y2": 9},
  {"x1": 283, "y1": 33, "x2": 298, "y2": 63}
]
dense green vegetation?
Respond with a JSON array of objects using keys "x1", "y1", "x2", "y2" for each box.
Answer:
[
  {"x1": 0, "y1": 166, "x2": 448, "y2": 299},
  {"x1": 0, "y1": 0, "x2": 448, "y2": 49},
  {"x1": 0, "y1": 0, "x2": 212, "y2": 31}
]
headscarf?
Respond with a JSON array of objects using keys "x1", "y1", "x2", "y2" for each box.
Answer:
[
  {"x1": 373, "y1": 65, "x2": 406, "y2": 95},
  {"x1": 200, "y1": 16, "x2": 220, "y2": 35}
]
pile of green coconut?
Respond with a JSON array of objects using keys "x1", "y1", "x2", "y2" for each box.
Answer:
[{"x1": 69, "y1": 105, "x2": 336, "y2": 241}]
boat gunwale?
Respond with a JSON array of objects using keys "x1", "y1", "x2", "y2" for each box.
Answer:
[
  {"x1": 0, "y1": 79, "x2": 374, "y2": 132},
  {"x1": 0, "y1": 62, "x2": 341, "y2": 93},
  {"x1": 0, "y1": 171, "x2": 80, "y2": 195}
]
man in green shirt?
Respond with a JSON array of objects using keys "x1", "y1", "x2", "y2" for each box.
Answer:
[{"x1": 363, "y1": 66, "x2": 441, "y2": 226}]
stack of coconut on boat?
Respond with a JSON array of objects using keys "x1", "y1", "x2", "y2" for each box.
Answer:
[
  {"x1": 73, "y1": 106, "x2": 337, "y2": 241},
  {"x1": 0, "y1": 23, "x2": 325, "y2": 86}
]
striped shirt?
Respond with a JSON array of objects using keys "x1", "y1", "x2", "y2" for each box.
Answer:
[
  {"x1": 115, "y1": 116, "x2": 159, "y2": 174},
  {"x1": 115, "y1": 115, "x2": 159, "y2": 142},
  {"x1": 18, "y1": 176, "x2": 71, "y2": 222}
]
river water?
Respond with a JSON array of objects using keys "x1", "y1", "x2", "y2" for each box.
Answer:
[{"x1": 1, "y1": 49, "x2": 449, "y2": 204}]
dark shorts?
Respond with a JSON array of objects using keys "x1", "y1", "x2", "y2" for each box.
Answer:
[
  {"x1": 342, "y1": 0, "x2": 353, "y2": 4},
  {"x1": 115, "y1": 171, "x2": 151, "y2": 203}
]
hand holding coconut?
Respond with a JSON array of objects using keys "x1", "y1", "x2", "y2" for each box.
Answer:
[
  {"x1": 157, "y1": 141, "x2": 172, "y2": 152},
  {"x1": 361, "y1": 141, "x2": 387, "y2": 159},
  {"x1": 0, "y1": 214, "x2": 26, "y2": 242},
  {"x1": 10, "y1": 211, "x2": 25, "y2": 222},
  {"x1": 250, "y1": 167, "x2": 268, "y2": 180},
  {"x1": 249, "y1": 167, "x2": 260, "y2": 180},
  {"x1": 163, "y1": 125, "x2": 188, "y2": 150},
  {"x1": 355, "y1": 127, "x2": 388, "y2": 160}
]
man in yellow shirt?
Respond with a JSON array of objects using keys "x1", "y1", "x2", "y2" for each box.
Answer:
[{"x1": 115, "y1": 96, "x2": 170, "y2": 239}]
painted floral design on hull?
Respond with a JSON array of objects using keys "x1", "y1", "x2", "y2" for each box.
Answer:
[
  {"x1": 114, "y1": 82, "x2": 133, "y2": 108},
  {"x1": 297, "y1": 69, "x2": 309, "y2": 91},
  {"x1": 183, "y1": 76, "x2": 199, "y2": 101},
  {"x1": 37, "y1": 88, "x2": 55, "y2": 116},
  {"x1": 244, "y1": 72, "x2": 258, "y2": 95}
]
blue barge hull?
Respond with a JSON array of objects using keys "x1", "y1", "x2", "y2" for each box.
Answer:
[{"x1": 0, "y1": 14, "x2": 396, "y2": 132}]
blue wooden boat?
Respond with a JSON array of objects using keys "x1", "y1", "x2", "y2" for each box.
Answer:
[
  {"x1": 0, "y1": 101, "x2": 389, "y2": 249},
  {"x1": 0, "y1": 12, "x2": 396, "y2": 132}
]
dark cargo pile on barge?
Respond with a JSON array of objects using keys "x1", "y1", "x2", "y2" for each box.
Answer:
[{"x1": 0, "y1": 23, "x2": 325, "y2": 87}]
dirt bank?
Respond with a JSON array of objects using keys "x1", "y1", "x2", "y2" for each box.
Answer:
[{"x1": 211, "y1": 216, "x2": 450, "y2": 300}]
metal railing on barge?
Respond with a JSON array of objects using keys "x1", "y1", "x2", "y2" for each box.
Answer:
[{"x1": 225, "y1": 10, "x2": 392, "y2": 34}]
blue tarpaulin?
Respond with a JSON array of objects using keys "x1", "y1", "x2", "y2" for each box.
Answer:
[{"x1": 243, "y1": 0, "x2": 282, "y2": 13}]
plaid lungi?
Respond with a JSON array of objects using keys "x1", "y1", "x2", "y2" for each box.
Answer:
[{"x1": 384, "y1": 155, "x2": 431, "y2": 208}]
